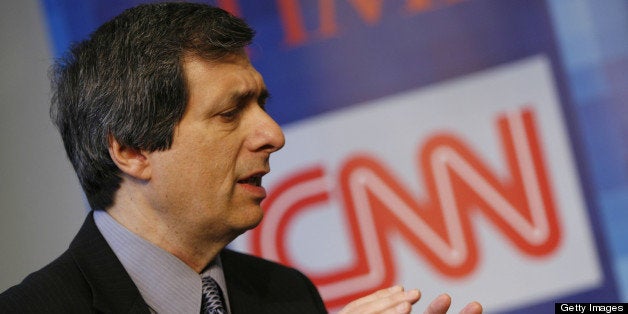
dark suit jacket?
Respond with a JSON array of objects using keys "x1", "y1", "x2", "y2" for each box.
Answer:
[{"x1": 0, "y1": 212, "x2": 327, "y2": 313}]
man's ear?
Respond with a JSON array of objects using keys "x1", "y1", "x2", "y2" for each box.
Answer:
[{"x1": 108, "y1": 135, "x2": 151, "y2": 181}]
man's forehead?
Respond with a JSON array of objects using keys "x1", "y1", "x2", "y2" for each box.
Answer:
[{"x1": 183, "y1": 53, "x2": 263, "y2": 85}]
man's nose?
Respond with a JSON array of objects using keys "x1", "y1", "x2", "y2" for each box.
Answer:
[{"x1": 247, "y1": 106, "x2": 285, "y2": 153}]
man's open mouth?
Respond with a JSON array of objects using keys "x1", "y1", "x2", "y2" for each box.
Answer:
[{"x1": 238, "y1": 175, "x2": 262, "y2": 187}]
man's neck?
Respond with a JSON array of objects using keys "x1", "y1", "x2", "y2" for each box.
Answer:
[{"x1": 106, "y1": 205, "x2": 229, "y2": 273}]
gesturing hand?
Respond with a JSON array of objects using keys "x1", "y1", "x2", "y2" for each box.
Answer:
[
  {"x1": 338, "y1": 286, "x2": 482, "y2": 314},
  {"x1": 422, "y1": 293, "x2": 482, "y2": 314}
]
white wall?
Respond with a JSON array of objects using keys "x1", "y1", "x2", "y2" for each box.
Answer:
[{"x1": 0, "y1": 1, "x2": 86, "y2": 291}]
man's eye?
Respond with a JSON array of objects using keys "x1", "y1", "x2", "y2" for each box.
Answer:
[{"x1": 219, "y1": 107, "x2": 242, "y2": 120}]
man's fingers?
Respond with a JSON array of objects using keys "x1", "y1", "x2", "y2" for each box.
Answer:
[
  {"x1": 339, "y1": 287, "x2": 482, "y2": 314},
  {"x1": 459, "y1": 301, "x2": 483, "y2": 314},
  {"x1": 360, "y1": 289, "x2": 419, "y2": 314},
  {"x1": 423, "y1": 293, "x2": 451, "y2": 314},
  {"x1": 343, "y1": 286, "x2": 403, "y2": 309},
  {"x1": 339, "y1": 286, "x2": 421, "y2": 314},
  {"x1": 424, "y1": 295, "x2": 483, "y2": 314}
]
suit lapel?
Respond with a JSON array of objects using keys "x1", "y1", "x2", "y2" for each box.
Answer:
[
  {"x1": 69, "y1": 211, "x2": 150, "y2": 314},
  {"x1": 221, "y1": 250, "x2": 263, "y2": 314}
]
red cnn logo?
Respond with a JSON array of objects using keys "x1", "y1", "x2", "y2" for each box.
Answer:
[{"x1": 251, "y1": 107, "x2": 562, "y2": 308}]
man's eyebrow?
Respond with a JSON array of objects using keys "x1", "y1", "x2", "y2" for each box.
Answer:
[{"x1": 230, "y1": 88, "x2": 270, "y2": 105}]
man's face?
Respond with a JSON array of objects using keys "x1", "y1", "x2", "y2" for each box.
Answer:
[{"x1": 144, "y1": 53, "x2": 285, "y2": 241}]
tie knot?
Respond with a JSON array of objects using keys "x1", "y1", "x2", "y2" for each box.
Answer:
[{"x1": 201, "y1": 275, "x2": 226, "y2": 314}]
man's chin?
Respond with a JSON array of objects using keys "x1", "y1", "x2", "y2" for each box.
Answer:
[{"x1": 231, "y1": 207, "x2": 264, "y2": 234}]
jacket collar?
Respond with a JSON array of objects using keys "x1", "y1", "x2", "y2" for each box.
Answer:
[{"x1": 69, "y1": 211, "x2": 150, "y2": 314}]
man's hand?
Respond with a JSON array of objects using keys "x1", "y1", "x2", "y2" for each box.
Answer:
[
  {"x1": 338, "y1": 286, "x2": 483, "y2": 314},
  {"x1": 423, "y1": 293, "x2": 482, "y2": 314}
]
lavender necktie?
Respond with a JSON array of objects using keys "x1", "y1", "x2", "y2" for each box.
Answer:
[{"x1": 201, "y1": 275, "x2": 226, "y2": 314}]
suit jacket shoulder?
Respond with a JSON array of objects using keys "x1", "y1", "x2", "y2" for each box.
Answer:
[
  {"x1": 221, "y1": 249, "x2": 327, "y2": 314},
  {"x1": 0, "y1": 247, "x2": 93, "y2": 313},
  {"x1": 0, "y1": 212, "x2": 326, "y2": 314},
  {"x1": 0, "y1": 212, "x2": 149, "y2": 314}
]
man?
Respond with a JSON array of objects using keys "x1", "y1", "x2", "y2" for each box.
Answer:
[{"x1": 0, "y1": 3, "x2": 481, "y2": 313}]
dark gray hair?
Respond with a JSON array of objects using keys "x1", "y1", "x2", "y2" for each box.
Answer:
[{"x1": 50, "y1": 2, "x2": 255, "y2": 210}]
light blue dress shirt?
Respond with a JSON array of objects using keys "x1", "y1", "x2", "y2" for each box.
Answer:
[{"x1": 94, "y1": 210, "x2": 231, "y2": 314}]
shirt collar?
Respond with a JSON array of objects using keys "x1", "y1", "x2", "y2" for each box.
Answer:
[{"x1": 94, "y1": 210, "x2": 230, "y2": 314}]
